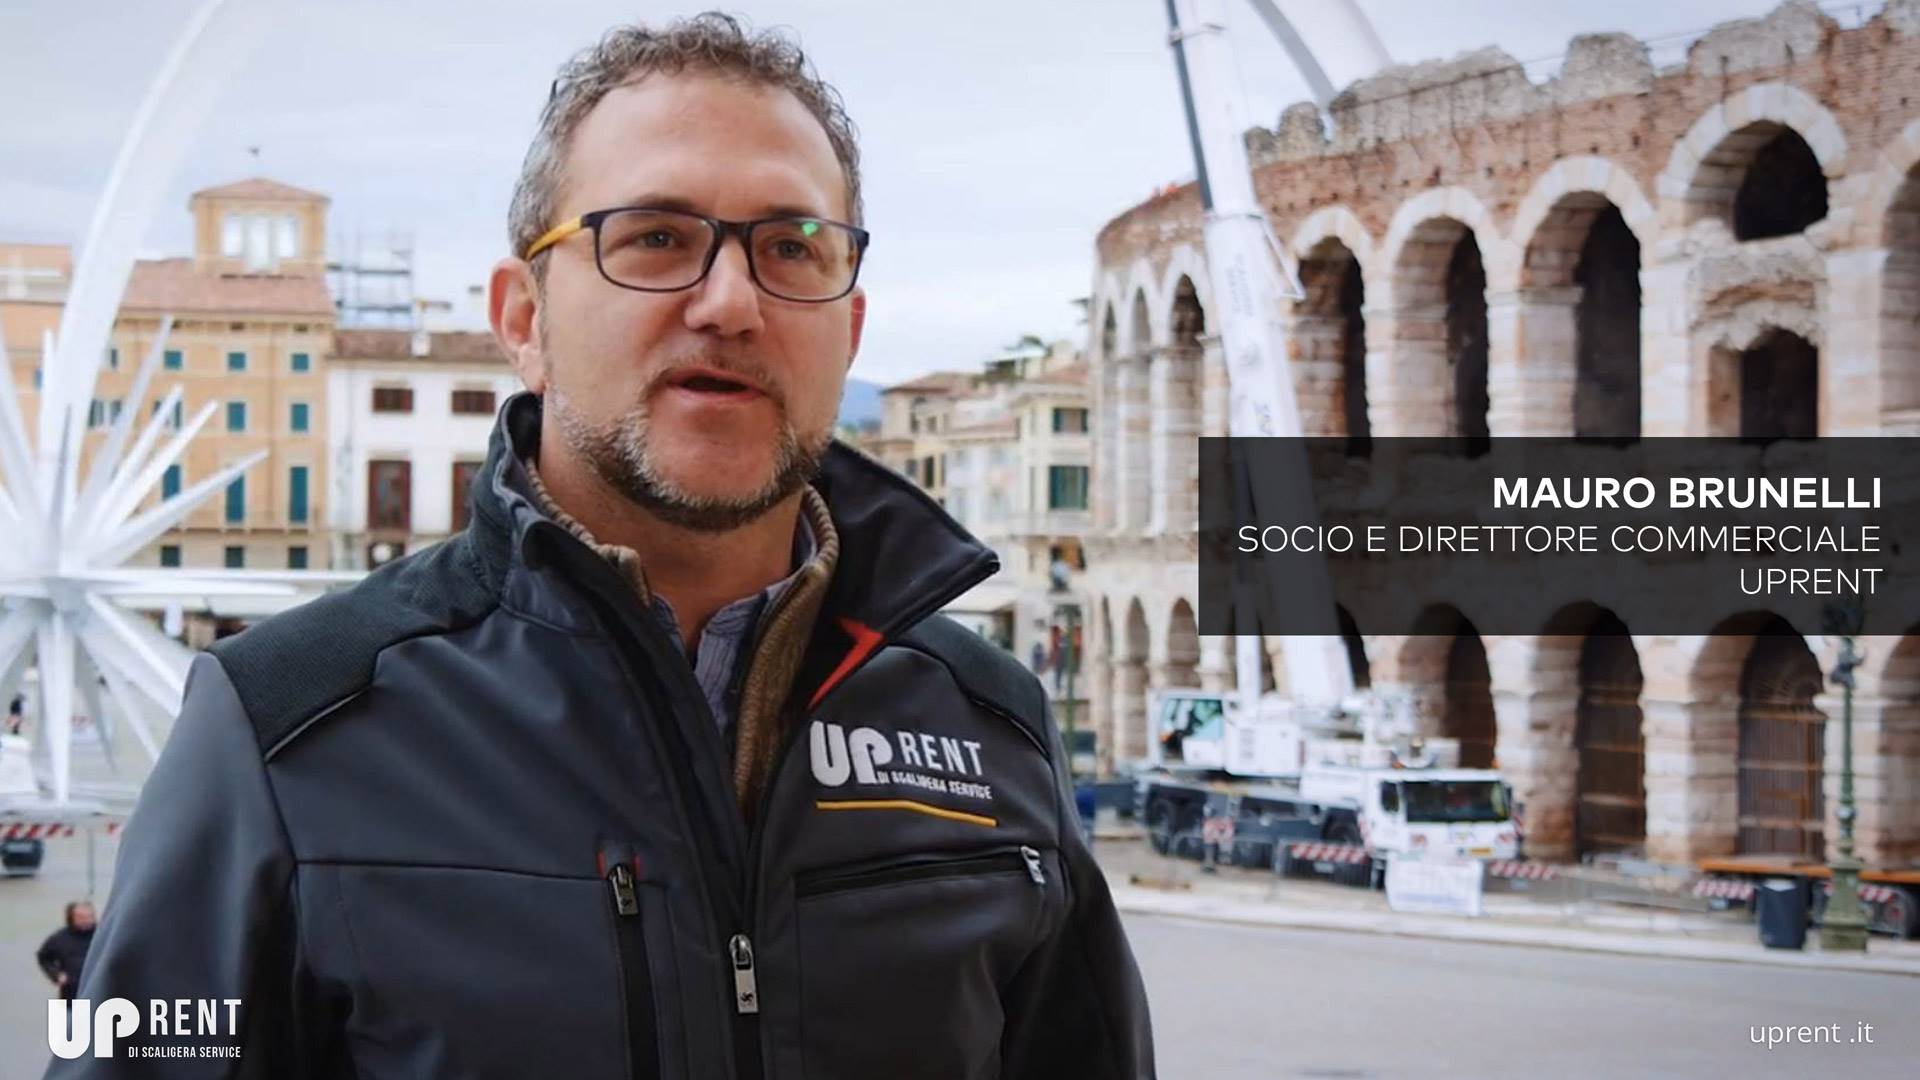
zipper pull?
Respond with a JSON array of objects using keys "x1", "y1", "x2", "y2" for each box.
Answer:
[
  {"x1": 729, "y1": 933, "x2": 760, "y2": 1015},
  {"x1": 1020, "y1": 845, "x2": 1045, "y2": 885},
  {"x1": 608, "y1": 863, "x2": 639, "y2": 917}
]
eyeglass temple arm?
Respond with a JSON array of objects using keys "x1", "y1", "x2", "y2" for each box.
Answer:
[{"x1": 524, "y1": 217, "x2": 586, "y2": 260}]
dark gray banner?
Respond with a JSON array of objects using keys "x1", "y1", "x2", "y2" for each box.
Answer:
[{"x1": 1199, "y1": 438, "x2": 1920, "y2": 637}]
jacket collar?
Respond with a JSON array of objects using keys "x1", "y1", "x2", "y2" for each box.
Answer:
[{"x1": 467, "y1": 390, "x2": 999, "y2": 643}]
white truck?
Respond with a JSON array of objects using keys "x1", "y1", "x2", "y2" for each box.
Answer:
[{"x1": 1137, "y1": 688, "x2": 1520, "y2": 886}]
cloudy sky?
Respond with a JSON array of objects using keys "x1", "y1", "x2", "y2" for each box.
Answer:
[{"x1": 1, "y1": 0, "x2": 1803, "y2": 385}]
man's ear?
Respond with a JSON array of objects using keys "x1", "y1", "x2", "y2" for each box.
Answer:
[
  {"x1": 846, "y1": 287, "x2": 867, "y2": 370},
  {"x1": 490, "y1": 258, "x2": 548, "y2": 393}
]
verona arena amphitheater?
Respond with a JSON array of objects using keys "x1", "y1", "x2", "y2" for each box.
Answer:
[{"x1": 1080, "y1": 0, "x2": 1920, "y2": 866}]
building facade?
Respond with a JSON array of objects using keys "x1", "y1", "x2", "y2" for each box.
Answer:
[
  {"x1": 326, "y1": 328, "x2": 518, "y2": 570},
  {"x1": 4, "y1": 178, "x2": 336, "y2": 572},
  {"x1": 877, "y1": 347, "x2": 1095, "y2": 722},
  {"x1": 1083, "y1": 1, "x2": 1920, "y2": 867}
]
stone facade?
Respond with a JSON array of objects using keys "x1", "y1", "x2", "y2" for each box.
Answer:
[{"x1": 1082, "y1": 1, "x2": 1920, "y2": 868}]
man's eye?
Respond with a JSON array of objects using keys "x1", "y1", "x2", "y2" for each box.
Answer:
[
  {"x1": 638, "y1": 230, "x2": 677, "y2": 249},
  {"x1": 771, "y1": 239, "x2": 815, "y2": 261}
]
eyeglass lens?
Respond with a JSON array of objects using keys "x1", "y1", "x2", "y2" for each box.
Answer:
[{"x1": 595, "y1": 208, "x2": 860, "y2": 300}]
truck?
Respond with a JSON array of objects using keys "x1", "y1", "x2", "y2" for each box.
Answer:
[{"x1": 1136, "y1": 688, "x2": 1520, "y2": 887}]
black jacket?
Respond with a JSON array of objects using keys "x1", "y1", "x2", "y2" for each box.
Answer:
[
  {"x1": 36, "y1": 926, "x2": 92, "y2": 1000},
  {"x1": 53, "y1": 392, "x2": 1154, "y2": 1078}
]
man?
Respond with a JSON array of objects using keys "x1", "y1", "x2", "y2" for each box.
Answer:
[
  {"x1": 36, "y1": 902, "x2": 95, "y2": 1001},
  {"x1": 56, "y1": 13, "x2": 1153, "y2": 1078}
]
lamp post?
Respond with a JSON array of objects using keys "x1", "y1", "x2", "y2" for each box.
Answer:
[
  {"x1": 1821, "y1": 599, "x2": 1868, "y2": 952},
  {"x1": 1049, "y1": 558, "x2": 1082, "y2": 780}
]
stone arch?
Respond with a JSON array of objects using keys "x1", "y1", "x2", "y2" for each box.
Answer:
[
  {"x1": 1166, "y1": 599, "x2": 1199, "y2": 688},
  {"x1": 1395, "y1": 605, "x2": 1496, "y2": 768},
  {"x1": 1109, "y1": 595, "x2": 1151, "y2": 764},
  {"x1": 1111, "y1": 291, "x2": 1153, "y2": 530},
  {"x1": 1511, "y1": 163, "x2": 1650, "y2": 439},
  {"x1": 1531, "y1": 603, "x2": 1647, "y2": 860},
  {"x1": 1291, "y1": 205, "x2": 1377, "y2": 271},
  {"x1": 1705, "y1": 326, "x2": 1820, "y2": 440},
  {"x1": 1859, "y1": 123, "x2": 1920, "y2": 431},
  {"x1": 1659, "y1": 82, "x2": 1848, "y2": 233},
  {"x1": 1290, "y1": 236, "x2": 1371, "y2": 447},
  {"x1": 1383, "y1": 215, "x2": 1491, "y2": 446},
  {"x1": 1509, "y1": 157, "x2": 1657, "y2": 260},
  {"x1": 1688, "y1": 611, "x2": 1826, "y2": 859},
  {"x1": 1151, "y1": 278, "x2": 1205, "y2": 532},
  {"x1": 1852, "y1": 627, "x2": 1920, "y2": 864}
]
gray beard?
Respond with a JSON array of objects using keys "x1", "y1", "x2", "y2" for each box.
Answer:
[{"x1": 546, "y1": 382, "x2": 827, "y2": 534}]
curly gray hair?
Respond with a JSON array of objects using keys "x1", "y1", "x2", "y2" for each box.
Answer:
[{"x1": 507, "y1": 12, "x2": 863, "y2": 270}]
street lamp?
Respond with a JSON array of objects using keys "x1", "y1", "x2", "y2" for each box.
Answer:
[
  {"x1": 1821, "y1": 598, "x2": 1868, "y2": 952},
  {"x1": 1049, "y1": 559, "x2": 1082, "y2": 781}
]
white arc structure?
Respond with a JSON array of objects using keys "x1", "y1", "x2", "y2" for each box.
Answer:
[{"x1": 0, "y1": 0, "x2": 292, "y2": 809}]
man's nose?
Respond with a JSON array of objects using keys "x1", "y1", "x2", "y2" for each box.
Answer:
[{"x1": 683, "y1": 236, "x2": 765, "y2": 338}]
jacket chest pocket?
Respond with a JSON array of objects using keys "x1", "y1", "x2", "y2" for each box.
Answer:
[
  {"x1": 601, "y1": 847, "x2": 693, "y2": 1080},
  {"x1": 791, "y1": 845, "x2": 1059, "y2": 1080}
]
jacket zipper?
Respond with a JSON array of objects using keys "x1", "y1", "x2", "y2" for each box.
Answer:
[
  {"x1": 537, "y1": 521, "x2": 998, "y2": 1080},
  {"x1": 606, "y1": 861, "x2": 659, "y2": 1080},
  {"x1": 794, "y1": 846, "x2": 1047, "y2": 899},
  {"x1": 540, "y1": 529, "x2": 757, "y2": 1078}
]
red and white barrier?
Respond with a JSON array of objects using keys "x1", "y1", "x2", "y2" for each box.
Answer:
[
  {"x1": 1692, "y1": 878, "x2": 1756, "y2": 901},
  {"x1": 1821, "y1": 881, "x2": 1901, "y2": 906},
  {"x1": 1, "y1": 820, "x2": 121, "y2": 840},
  {"x1": 1286, "y1": 841, "x2": 1370, "y2": 864},
  {"x1": 1486, "y1": 860, "x2": 1557, "y2": 881}
]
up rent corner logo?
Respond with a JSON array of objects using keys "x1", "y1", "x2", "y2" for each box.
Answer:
[{"x1": 48, "y1": 998, "x2": 244, "y2": 1060}]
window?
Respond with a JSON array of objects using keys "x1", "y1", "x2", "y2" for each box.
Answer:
[
  {"x1": 225, "y1": 477, "x2": 245, "y2": 524},
  {"x1": 290, "y1": 401, "x2": 309, "y2": 433},
  {"x1": 245, "y1": 215, "x2": 270, "y2": 270},
  {"x1": 32, "y1": 369, "x2": 40, "y2": 389},
  {"x1": 226, "y1": 401, "x2": 247, "y2": 432},
  {"x1": 159, "y1": 545, "x2": 181, "y2": 568},
  {"x1": 1052, "y1": 407, "x2": 1089, "y2": 434},
  {"x1": 87, "y1": 399, "x2": 104, "y2": 429},
  {"x1": 368, "y1": 459, "x2": 412, "y2": 530},
  {"x1": 162, "y1": 465, "x2": 181, "y2": 500},
  {"x1": 153, "y1": 399, "x2": 182, "y2": 428},
  {"x1": 451, "y1": 389, "x2": 497, "y2": 416},
  {"x1": 1047, "y1": 465, "x2": 1089, "y2": 510},
  {"x1": 224, "y1": 545, "x2": 246, "y2": 569},
  {"x1": 163, "y1": 349, "x2": 183, "y2": 371},
  {"x1": 451, "y1": 460, "x2": 483, "y2": 532},
  {"x1": 107, "y1": 347, "x2": 120, "y2": 371},
  {"x1": 372, "y1": 386, "x2": 414, "y2": 414},
  {"x1": 221, "y1": 213, "x2": 244, "y2": 257},
  {"x1": 290, "y1": 351, "x2": 310, "y2": 373},
  {"x1": 287, "y1": 546, "x2": 308, "y2": 570},
  {"x1": 288, "y1": 465, "x2": 309, "y2": 524},
  {"x1": 274, "y1": 215, "x2": 298, "y2": 260},
  {"x1": 227, "y1": 350, "x2": 247, "y2": 372}
]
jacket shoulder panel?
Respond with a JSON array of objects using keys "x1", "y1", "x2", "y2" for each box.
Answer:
[
  {"x1": 894, "y1": 614, "x2": 1051, "y2": 757},
  {"x1": 209, "y1": 533, "x2": 501, "y2": 758}
]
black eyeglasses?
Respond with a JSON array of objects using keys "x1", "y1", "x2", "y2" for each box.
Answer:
[{"x1": 524, "y1": 206, "x2": 870, "y2": 303}]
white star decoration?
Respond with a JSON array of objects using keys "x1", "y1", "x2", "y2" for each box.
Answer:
[{"x1": 0, "y1": 0, "x2": 318, "y2": 810}]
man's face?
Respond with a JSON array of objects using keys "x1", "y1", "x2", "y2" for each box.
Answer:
[
  {"x1": 512, "y1": 72, "x2": 864, "y2": 531},
  {"x1": 72, "y1": 904, "x2": 95, "y2": 931}
]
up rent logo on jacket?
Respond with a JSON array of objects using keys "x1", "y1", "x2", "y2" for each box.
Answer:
[
  {"x1": 49, "y1": 997, "x2": 243, "y2": 1060},
  {"x1": 809, "y1": 720, "x2": 995, "y2": 802}
]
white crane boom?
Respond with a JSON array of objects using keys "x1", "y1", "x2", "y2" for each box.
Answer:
[{"x1": 1162, "y1": 0, "x2": 1391, "y2": 718}]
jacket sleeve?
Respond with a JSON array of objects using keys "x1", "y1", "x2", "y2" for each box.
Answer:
[
  {"x1": 999, "y1": 695, "x2": 1156, "y2": 1079},
  {"x1": 36, "y1": 933, "x2": 64, "y2": 982},
  {"x1": 45, "y1": 654, "x2": 302, "y2": 1078}
]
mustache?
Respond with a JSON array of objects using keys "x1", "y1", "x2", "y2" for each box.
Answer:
[{"x1": 644, "y1": 354, "x2": 787, "y2": 403}]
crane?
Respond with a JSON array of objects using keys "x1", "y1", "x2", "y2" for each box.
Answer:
[{"x1": 1162, "y1": 0, "x2": 1391, "y2": 720}]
